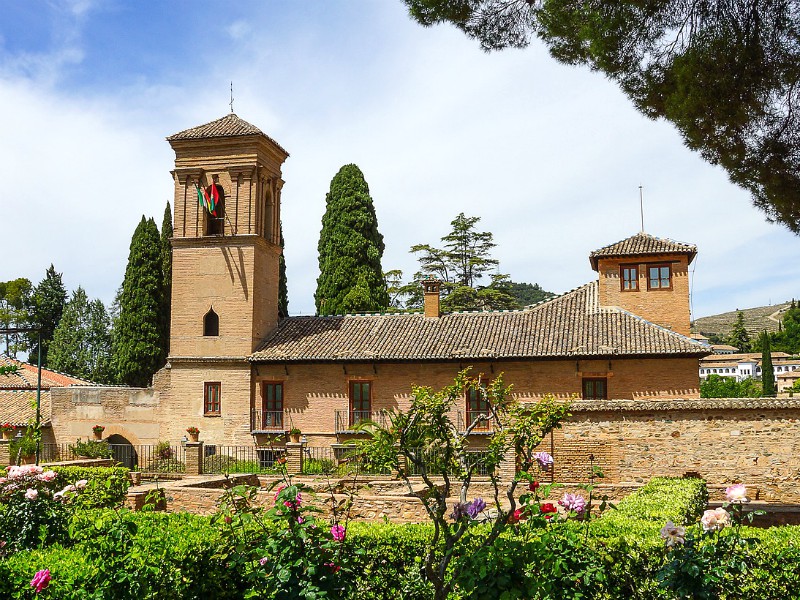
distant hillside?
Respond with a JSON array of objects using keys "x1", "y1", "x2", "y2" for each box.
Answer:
[
  {"x1": 508, "y1": 282, "x2": 556, "y2": 307},
  {"x1": 692, "y1": 302, "x2": 792, "y2": 339}
]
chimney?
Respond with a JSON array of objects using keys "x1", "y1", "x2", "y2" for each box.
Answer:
[{"x1": 422, "y1": 278, "x2": 441, "y2": 318}]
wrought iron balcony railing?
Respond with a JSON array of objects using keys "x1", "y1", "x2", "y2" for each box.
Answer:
[
  {"x1": 334, "y1": 410, "x2": 389, "y2": 433},
  {"x1": 456, "y1": 410, "x2": 493, "y2": 434},
  {"x1": 250, "y1": 409, "x2": 286, "y2": 433}
]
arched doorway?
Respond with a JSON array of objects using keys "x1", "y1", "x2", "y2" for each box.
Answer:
[{"x1": 107, "y1": 434, "x2": 137, "y2": 470}]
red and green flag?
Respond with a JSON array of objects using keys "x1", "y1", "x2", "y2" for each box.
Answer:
[{"x1": 196, "y1": 183, "x2": 220, "y2": 216}]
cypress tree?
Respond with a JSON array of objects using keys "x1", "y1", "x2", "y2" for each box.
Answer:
[
  {"x1": 161, "y1": 202, "x2": 173, "y2": 354},
  {"x1": 278, "y1": 222, "x2": 289, "y2": 319},
  {"x1": 113, "y1": 216, "x2": 166, "y2": 387},
  {"x1": 315, "y1": 164, "x2": 389, "y2": 315},
  {"x1": 27, "y1": 265, "x2": 67, "y2": 366},
  {"x1": 760, "y1": 331, "x2": 776, "y2": 397},
  {"x1": 726, "y1": 311, "x2": 750, "y2": 352}
]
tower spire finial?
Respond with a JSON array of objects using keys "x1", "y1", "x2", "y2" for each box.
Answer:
[
  {"x1": 639, "y1": 185, "x2": 645, "y2": 233},
  {"x1": 229, "y1": 81, "x2": 234, "y2": 114}
]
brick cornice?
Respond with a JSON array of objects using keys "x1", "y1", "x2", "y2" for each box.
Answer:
[
  {"x1": 167, "y1": 356, "x2": 250, "y2": 365},
  {"x1": 170, "y1": 234, "x2": 278, "y2": 251},
  {"x1": 570, "y1": 397, "x2": 800, "y2": 412}
]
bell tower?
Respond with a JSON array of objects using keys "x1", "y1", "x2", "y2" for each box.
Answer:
[{"x1": 167, "y1": 114, "x2": 289, "y2": 358}]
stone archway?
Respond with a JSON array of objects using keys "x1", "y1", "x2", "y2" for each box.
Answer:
[{"x1": 106, "y1": 433, "x2": 137, "y2": 470}]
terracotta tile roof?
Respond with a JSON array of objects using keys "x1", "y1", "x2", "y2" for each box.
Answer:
[
  {"x1": 167, "y1": 113, "x2": 289, "y2": 155},
  {"x1": 0, "y1": 356, "x2": 92, "y2": 427},
  {"x1": 0, "y1": 356, "x2": 93, "y2": 389},
  {"x1": 0, "y1": 390, "x2": 51, "y2": 427},
  {"x1": 589, "y1": 232, "x2": 697, "y2": 269},
  {"x1": 251, "y1": 281, "x2": 709, "y2": 363}
]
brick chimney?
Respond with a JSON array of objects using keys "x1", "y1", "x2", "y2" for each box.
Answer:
[{"x1": 422, "y1": 278, "x2": 441, "y2": 319}]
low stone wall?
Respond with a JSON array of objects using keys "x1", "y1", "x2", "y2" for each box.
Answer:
[{"x1": 43, "y1": 458, "x2": 114, "y2": 468}]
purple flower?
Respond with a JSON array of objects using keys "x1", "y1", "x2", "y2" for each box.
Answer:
[
  {"x1": 30, "y1": 569, "x2": 51, "y2": 593},
  {"x1": 558, "y1": 492, "x2": 586, "y2": 514},
  {"x1": 259, "y1": 557, "x2": 268, "y2": 567},
  {"x1": 331, "y1": 524, "x2": 346, "y2": 542},
  {"x1": 450, "y1": 502, "x2": 469, "y2": 521},
  {"x1": 533, "y1": 452, "x2": 554, "y2": 469},
  {"x1": 466, "y1": 498, "x2": 486, "y2": 519}
]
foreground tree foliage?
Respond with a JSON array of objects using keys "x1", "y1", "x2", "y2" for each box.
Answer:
[
  {"x1": 113, "y1": 217, "x2": 167, "y2": 387},
  {"x1": 404, "y1": 0, "x2": 800, "y2": 233},
  {"x1": 359, "y1": 370, "x2": 572, "y2": 600},
  {"x1": 315, "y1": 164, "x2": 389, "y2": 315}
]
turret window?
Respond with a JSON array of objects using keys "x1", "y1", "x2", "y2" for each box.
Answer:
[
  {"x1": 203, "y1": 308, "x2": 219, "y2": 337},
  {"x1": 647, "y1": 264, "x2": 672, "y2": 290},
  {"x1": 620, "y1": 265, "x2": 639, "y2": 291}
]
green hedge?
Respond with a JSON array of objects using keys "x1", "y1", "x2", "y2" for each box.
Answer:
[
  {"x1": 2, "y1": 477, "x2": 800, "y2": 599},
  {"x1": 52, "y1": 466, "x2": 130, "y2": 508},
  {"x1": 0, "y1": 510, "x2": 241, "y2": 600}
]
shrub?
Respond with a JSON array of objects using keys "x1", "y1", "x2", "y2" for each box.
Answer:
[
  {"x1": 51, "y1": 466, "x2": 129, "y2": 509},
  {"x1": 9, "y1": 430, "x2": 37, "y2": 460},
  {"x1": 0, "y1": 465, "x2": 85, "y2": 551},
  {"x1": 69, "y1": 438, "x2": 112, "y2": 459}
]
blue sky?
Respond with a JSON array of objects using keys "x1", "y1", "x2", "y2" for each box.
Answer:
[{"x1": 1, "y1": 0, "x2": 798, "y2": 322}]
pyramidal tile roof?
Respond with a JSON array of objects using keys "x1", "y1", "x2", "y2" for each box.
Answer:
[
  {"x1": 589, "y1": 232, "x2": 697, "y2": 269},
  {"x1": 0, "y1": 355, "x2": 93, "y2": 389},
  {"x1": 167, "y1": 113, "x2": 289, "y2": 155},
  {"x1": 250, "y1": 281, "x2": 709, "y2": 363}
]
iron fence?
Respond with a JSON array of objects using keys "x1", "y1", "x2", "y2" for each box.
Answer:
[
  {"x1": 302, "y1": 446, "x2": 391, "y2": 476},
  {"x1": 203, "y1": 445, "x2": 286, "y2": 474}
]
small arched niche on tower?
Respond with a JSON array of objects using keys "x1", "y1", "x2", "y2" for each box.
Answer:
[{"x1": 203, "y1": 307, "x2": 219, "y2": 337}]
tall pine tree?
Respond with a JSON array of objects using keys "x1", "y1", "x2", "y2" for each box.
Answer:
[
  {"x1": 760, "y1": 330, "x2": 776, "y2": 397},
  {"x1": 27, "y1": 265, "x2": 67, "y2": 366},
  {"x1": 0, "y1": 278, "x2": 32, "y2": 358},
  {"x1": 49, "y1": 288, "x2": 114, "y2": 383},
  {"x1": 315, "y1": 164, "x2": 389, "y2": 315},
  {"x1": 278, "y1": 222, "x2": 289, "y2": 319},
  {"x1": 161, "y1": 202, "x2": 173, "y2": 354},
  {"x1": 113, "y1": 216, "x2": 166, "y2": 387}
]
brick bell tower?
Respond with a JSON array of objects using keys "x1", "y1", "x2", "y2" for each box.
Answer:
[
  {"x1": 164, "y1": 114, "x2": 288, "y2": 445},
  {"x1": 167, "y1": 114, "x2": 289, "y2": 358}
]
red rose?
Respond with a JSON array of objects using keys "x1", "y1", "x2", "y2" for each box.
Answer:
[
  {"x1": 540, "y1": 503, "x2": 557, "y2": 518},
  {"x1": 529, "y1": 481, "x2": 540, "y2": 491}
]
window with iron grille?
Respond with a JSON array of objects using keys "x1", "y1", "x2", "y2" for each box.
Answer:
[
  {"x1": 466, "y1": 380, "x2": 491, "y2": 431},
  {"x1": 261, "y1": 382, "x2": 284, "y2": 429},
  {"x1": 582, "y1": 378, "x2": 607, "y2": 400}
]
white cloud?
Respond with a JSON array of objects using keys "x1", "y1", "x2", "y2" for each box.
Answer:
[{"x1": 1, "y1": 1, "x2": 797, "y2": 324}]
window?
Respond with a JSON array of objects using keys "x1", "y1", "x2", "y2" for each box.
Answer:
[
  {"x1": 260, "y1": 382, "x2": 284, "y2": 430},
  {"x1": 620, "y1": 265, "x2": 639, "y2": 291},
  {"x1": 203, "y1": 308, "x2": 219, "y2": 336},
  {"x1": 647, "y1": 264, "x2": 672, "y2": 290},
  {"x1": 349, "y1": 381, "x2": 371, "y2": 427},
  {"x1": 204, "y1": 382, "x2": 221, "y2": 415},
  {"x1": 466, "y1": 383, "x2": 491, "y2": 431},
  {"x1": 582, "y1": 378, "x2": 607, "y2": 400}
]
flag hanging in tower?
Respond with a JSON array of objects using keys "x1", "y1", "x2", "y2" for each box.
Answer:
[{"x1": 196, "y1": 184, "x2": 219, "y2": 216}]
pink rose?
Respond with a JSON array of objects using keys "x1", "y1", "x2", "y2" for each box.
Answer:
[
  {"x1": 37, "y1": 471, "x2": 56, "y2": 482},
  {"x1": 701, "y1": 508, "x2": 730, "y2": 531},
  {"x1": 30, "y1": 569, "x2": 51, "y2": 593},
  {"x1": 24, "y1": 488, "x2": 38, "y2": 501},
  {"x1": 259, "y1": 557, "x2": 268, "y2": 567},
  {"x1": 75, "y1": 479, "x2": 88, "y2": 490},
  {"x1": 725, "y1": 484, "x2": 748, "y2": 504}
]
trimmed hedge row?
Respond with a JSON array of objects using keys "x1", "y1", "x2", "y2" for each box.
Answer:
[{"x1": 1, "y1": 477, "x2": 799, "y2": 599}]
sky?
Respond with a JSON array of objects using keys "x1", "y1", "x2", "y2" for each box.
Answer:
[{"x1": 1, "y1": 0, "x2": 798, "y2": 321}]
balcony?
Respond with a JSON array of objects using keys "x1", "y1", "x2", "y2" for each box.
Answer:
[
  {"x1": 335, "y1": 410, "x2": 389, "y2": 433},
  {"x1": 457, "y1": 410, "x2": 493, "y2": 434},
  {"x1": 250, "y1": 409, "x2": 286, "y2": 433}
]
